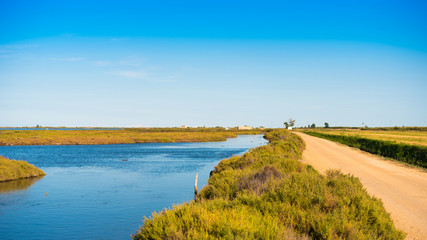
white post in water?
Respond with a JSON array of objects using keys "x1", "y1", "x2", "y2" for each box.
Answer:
[{"x1": 194, "y1": 173, "x2": 198, "y2": 200}]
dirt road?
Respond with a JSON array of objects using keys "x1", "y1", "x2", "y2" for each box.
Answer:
[{"x1": 294, "y1": 132, "x2": 427, "y2": 240}]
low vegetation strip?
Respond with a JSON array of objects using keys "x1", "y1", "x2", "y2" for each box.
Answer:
[
  {"x1": 133, "y1": 130, "x2": 404, "y2": 239},
  {"x1": 304, "y1": 131, "x2": 427, "y2": 168},
  {"x1": 0, "y1": 156, "x2": 46, "y2": 182},
  {"x1": 0, "y1": 130, "x2": 253, "y2": 146}
]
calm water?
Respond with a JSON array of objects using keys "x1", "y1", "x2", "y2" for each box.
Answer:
[{"x1": 0, "y1": 135, "x2": 267, "y2": 240}]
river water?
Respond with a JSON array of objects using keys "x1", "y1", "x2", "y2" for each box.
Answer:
[{"x1": 0, "y1": 135, "x2": 267, "y2": 240}]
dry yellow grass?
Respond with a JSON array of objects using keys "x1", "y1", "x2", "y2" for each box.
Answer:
[{"x1": 301, "y1": 129, "x2": 427, "y2": 147}]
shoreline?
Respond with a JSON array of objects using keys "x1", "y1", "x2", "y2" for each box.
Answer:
[{"x1": 0, "y1": 130, "x2": 264, "y2": 147}]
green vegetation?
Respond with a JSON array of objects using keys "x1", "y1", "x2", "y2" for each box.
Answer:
[
  {"x1": 361, "y1": 127, "x2": 427, "y2": 131},
  {"x1": 133, "y1": 130, "x2": 404, "y2": 239},
  {"x1": 0, "y1": 128, "x2": 264, "y2": 146},
  {"x1": 304, "y1": 131, "x2": 427, "y2": 168},
  {"x1": 284, "y1": 118, "x2": 295, "y2": 129},
  {"x1": 0, "y1": 156, "x2": 46, "y2": 182},
  {"x1": 298, "y1": 128, "x2": 427, "y2": 147}
]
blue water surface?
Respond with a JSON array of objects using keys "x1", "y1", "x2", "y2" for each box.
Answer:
[{"x1": 0, "y1": 135, "x2": 267, "y2": 240}]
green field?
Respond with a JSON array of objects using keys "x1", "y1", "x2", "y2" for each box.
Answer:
[{"x1": 133, "y1": 130, "x2": 404, "y2": 239}]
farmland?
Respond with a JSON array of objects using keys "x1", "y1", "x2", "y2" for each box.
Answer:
[
  {"x1": 299, "y1": 128, "x2": 427, "y2": 168},
  {"x1": 299, "y1": 128, "x2": 427, "y2": 147}
]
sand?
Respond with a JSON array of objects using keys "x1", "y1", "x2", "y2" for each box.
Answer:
[{"x1": 295, "y1": 132, "x2": 427, "y2": 240}]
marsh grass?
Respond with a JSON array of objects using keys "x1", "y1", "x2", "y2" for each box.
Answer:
[
  {"x1": 133, "y1": 130, "x2": 404, "y2": 239},
  {"x1": 0, "y1": 129, "x2": 264, "y2": 146},
  {"x1": 0, "y1": 156, "x2": 46, "y2": 182}
]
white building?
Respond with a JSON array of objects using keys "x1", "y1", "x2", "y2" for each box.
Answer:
[{"x1": 237, "y1": 126, "x2": 253, "y2": 130}]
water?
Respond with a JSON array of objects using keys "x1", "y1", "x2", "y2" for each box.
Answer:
[{"x1": 0, "y1": 135, "x2": 267, "y2": 240}]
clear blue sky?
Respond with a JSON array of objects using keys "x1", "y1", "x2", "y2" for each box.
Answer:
[{"x1": 1, "y1": 0, "x2": 426, "y2": 127}]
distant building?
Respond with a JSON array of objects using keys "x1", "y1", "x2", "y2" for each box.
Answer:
[
  {"x1": 237, "y1": 126, "x2": 253, "y2": 130},
  {"x1": 287, "y1": 127, "x2": 293, "y2": 130},
  {"x1": 181, "y1": 125, "x2": 189, "y2": 128}
]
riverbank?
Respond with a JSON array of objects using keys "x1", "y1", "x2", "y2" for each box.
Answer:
[
  {"x1": 0, "y1": 156, "x2": 46, "y2": 182},
  {"x1": 133, "y1": 130, "x2": 404, "y2": 239},
  {"x1": 0, "y1": 128, "x2": 263, "y2": 146}
]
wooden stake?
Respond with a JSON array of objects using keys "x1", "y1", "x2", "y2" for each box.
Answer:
[{"x1": 194, "y1": 173, "x2": 198, "y2": 201}]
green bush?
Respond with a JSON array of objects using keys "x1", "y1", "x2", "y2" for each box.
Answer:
[
  {"x1": 304, "y1": 131, "x2": 427, "y2": 168},
  {"x1": 133, "y1": 130, "x2": 405, "y2": 239}
]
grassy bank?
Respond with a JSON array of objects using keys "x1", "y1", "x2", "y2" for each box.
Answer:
[
  {"x1": 0, "y1": 128, "x2": 263, "y2": 146},
  {"x1": 304, "y1": 131, "x2": 427, "y2": 168},
  {"x1": 0, "y1": 156, "x2": 46, "y2": 182},
  {"x1": 133, "y1": 130, "x2": 404, "y2": 239}
]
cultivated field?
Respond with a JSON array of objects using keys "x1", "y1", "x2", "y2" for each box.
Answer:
[
  {"x1": 299, "y1": 128, "x2": 427, "y2": 147},
  {"x1": 298, "y1": 128, "x2": 427, "y2": 168}
]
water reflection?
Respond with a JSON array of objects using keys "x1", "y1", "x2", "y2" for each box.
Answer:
[{"x1": 0, "y1": 176, "x2": 44, "y2": 194}]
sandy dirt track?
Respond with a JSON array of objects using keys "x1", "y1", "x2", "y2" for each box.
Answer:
[{"x1": 294, "y1": 132, "x2": 427, "y2": 240}]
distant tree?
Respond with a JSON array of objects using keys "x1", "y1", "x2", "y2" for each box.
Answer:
[
  {"x1": 289, "y1": 118, "x2": 295, "y2": 127},
  {"x1": 310, "y1": 123, "x2": 316, "y2": 128},
  {"x1": 324, "y1": 122, "x2": 329, "y2": 128},
  {"x1": 284, "y1": 122, "x2": 289, "y2": 128}
]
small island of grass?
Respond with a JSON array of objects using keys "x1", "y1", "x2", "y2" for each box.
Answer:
[{"x1": 0, "y1": 156, "x2": 46, "y2": 182}]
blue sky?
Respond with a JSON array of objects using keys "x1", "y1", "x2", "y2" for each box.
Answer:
[{"x1": 1, "y1": 0, "x2": 426, "y2": 127}]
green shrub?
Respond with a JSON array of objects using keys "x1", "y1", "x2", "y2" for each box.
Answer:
[{"x1": 133, "y1": 130, "x2": 405, "y2": 239}]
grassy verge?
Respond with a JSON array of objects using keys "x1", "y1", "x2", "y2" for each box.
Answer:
[
  {"x1": 304, "y1": 131, "x2": 427, "y2": 168},
  {"x1": 0, "y1": 156, "x2": 46, "y2": 182},
  {"x1": 0, "y1": 128, "x2": 264, "y2": 146},
  {"x1": 132, "y1": 130, "x2": 404, "y2": 239}
]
